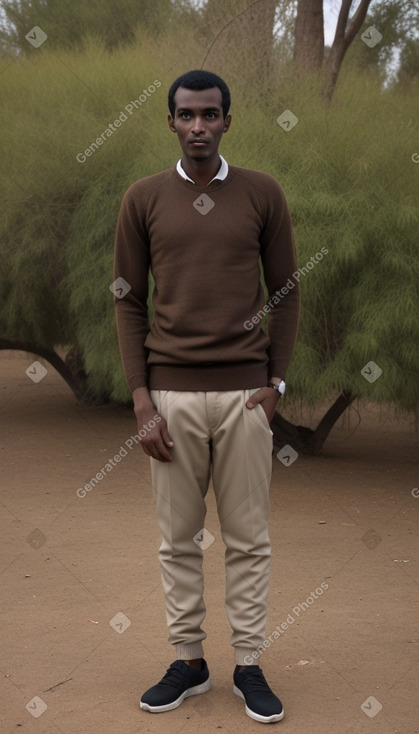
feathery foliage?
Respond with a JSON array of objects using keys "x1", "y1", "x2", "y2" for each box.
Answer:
[{"x1": 1, "y1": 32, "x2": 418, "y2": 412}]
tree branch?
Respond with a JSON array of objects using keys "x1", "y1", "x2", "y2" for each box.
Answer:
[
  {"x1": 0, "y1": 339, "x2": 88, "y2": 400},
  {"x1": 332, "y1": 0, "x2": 352, "y2": 47},
  {"x1": 344, "y1": 0, "x2": 373, "y2": 48},
  {"x1": 271, "y1": 391, "x2": 357, "y2": 455},
  {"x1": 310, "y1": 390, "x2": 355, "y2": 448}
]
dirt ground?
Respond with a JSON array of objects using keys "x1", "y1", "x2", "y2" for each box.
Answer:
[{"x1": 1, "y1": 350, "x2": 418, "y2": 734}]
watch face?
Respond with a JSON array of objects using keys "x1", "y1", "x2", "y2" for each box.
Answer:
[
  {"x1": 274, "y1": 382, "x2": 286, "y2": 394},
  {"x1": 269, "y1": 382, "x2": 285, "y2": 394}
]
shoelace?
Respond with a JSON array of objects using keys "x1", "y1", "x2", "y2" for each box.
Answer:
[
  {"x1": 159, "y1": 662, "x2": 197, "y2": 689},
  {"x1": 237, "y1": 667, "x2": 272, "y2": 693}
]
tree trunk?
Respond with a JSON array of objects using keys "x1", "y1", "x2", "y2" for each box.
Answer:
[
  {"x1": 293, "y1": 0, "x2": 324, "y2": 70},
  {"x1": 0, "y1": 339, "x2": 94, "y2": 403},
  {"x1": 201, "y1": 0, "x2": 277, "y2": 84},
  {"x1": 242, "y1": 0, "x2": 277, "y2": 81},
  {"x1": 322, "y1": 0, "x2": 373, "y2": 102},
  {"x1": 271, "y1": 390, "x2": 356, "y2": 455}
]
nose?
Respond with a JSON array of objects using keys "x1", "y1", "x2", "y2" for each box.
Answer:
[{"x1": 191, "y1": 116, "x2": 206, "y2": 135}]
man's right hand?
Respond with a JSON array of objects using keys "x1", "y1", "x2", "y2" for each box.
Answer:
[{"x1": 132, "y1": 387, "x2": 174, "y2": 463}]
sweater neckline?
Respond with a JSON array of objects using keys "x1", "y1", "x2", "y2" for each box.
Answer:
[{"x1": 172, "y1": 165, "x2": 232, "y2": 191}]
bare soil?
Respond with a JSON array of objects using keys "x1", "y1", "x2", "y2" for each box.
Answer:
[{"x1": 1, "y1": 351, "x2": 418, "y2": 734}]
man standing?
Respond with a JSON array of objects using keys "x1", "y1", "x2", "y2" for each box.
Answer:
[{"x1": 114, "y1": 70, "x2": 300, "y2": 724}]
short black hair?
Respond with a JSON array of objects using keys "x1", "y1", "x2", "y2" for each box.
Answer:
[{"x1": 168, "y1": 70, "x2": 230, "y2": 119}]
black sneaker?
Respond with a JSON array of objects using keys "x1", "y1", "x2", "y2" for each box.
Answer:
[
  {"x1": 233, "y1": 665, "x2": 284, "y2": 723},
  {"x1": 140, "y1": 659, "x2": 210, "y2": 713}
]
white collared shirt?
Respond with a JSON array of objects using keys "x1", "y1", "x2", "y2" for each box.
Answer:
[{"x1": 176, "y1": 155, "x2": 229, "y2": 185}]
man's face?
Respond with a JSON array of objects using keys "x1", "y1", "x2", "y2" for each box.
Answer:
[{"x1": 168, "y1": 86, "x2": 231, "y2": 161}]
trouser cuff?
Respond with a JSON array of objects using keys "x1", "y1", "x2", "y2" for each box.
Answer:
[
  {"x1": 175, "y1": 641, "x2": 205, "y2": 660},
  {"x1": 234, "y1": 646, "x2": 262, "y2": 665}
]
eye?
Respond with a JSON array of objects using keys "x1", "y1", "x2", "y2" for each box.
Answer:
[{"x1": 206, "y1": 112, "x2": 217, "y2": 119}]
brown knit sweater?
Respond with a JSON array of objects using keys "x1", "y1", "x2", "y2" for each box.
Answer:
[{"x1": 114, "y1": 164, "x2": 300, "y2": 392}]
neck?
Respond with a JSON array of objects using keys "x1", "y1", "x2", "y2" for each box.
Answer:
[{"x1": 181, "y1": 153, "x2": 221, "y2": 186}]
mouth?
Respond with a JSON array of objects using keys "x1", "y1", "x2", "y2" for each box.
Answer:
[{"x1": 190, "y1": 140, "x2": 209, "y2": 147}]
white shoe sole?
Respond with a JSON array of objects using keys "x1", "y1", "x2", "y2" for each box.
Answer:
[
  {"x1": 233, "y1": 685, "x2": 285, "y2": 723},
  {"x1": 140, "y1": 675, "x2": 211, "y2": 713}
]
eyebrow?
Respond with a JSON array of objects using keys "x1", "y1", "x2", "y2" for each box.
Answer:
[{"x1": 176, "y1": 107, "x2": 221, "y2": 114}]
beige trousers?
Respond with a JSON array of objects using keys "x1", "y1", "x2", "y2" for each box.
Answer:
[{"x1": 149, "y1": 388, "x2": 273, "y2": 665}]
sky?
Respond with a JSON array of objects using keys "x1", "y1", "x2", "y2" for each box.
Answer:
[
  {"x1": 324, "y1": 0, "x2": 340, "y2": 45},
  {"x1": 322, "y1": 0, "x2": 375, "y2": 46}
]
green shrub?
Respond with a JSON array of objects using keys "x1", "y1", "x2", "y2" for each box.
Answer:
[{"x1": 1, "y1": 38, "x2": 418, "y2": 409}]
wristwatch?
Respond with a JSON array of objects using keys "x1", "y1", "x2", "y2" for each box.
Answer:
[{"x1": 268, "y1": 380, "x2": 286, "y2": 396}]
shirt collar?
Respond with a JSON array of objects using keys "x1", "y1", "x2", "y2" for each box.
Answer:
[{"x1": 176, "y1": 155, "x2": 228, "y2": 185}]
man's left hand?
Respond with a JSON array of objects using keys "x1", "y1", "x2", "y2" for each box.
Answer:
[{"x1": 245, "y1": 386, "x2": 281, "y2": 424}]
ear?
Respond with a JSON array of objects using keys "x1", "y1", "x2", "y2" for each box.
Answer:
[
  {"x1": 223, "y1": 114, "x2": 232, "y2": 133},
  {"x1": 167, "y1": 114, "x2": 177, "y2": 134}
]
